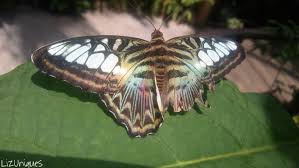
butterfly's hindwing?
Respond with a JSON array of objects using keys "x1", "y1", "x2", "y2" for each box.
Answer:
[
  {"x1": 101, "y1": 76, "x2": 163, "y2": 137},
  {"x1": 101, "y1": 58, "x2": 166, "y2": 137}
]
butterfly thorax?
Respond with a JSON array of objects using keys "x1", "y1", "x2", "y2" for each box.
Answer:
[{"x1": 151, "y1": 29, "x2": 164, "y2": 42}]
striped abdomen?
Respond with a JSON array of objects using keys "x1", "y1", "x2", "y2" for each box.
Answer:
[{"x1": 155, "y1": 62, "x2": 167, "y2": 94}]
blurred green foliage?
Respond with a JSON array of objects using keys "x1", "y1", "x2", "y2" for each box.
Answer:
[
  {"x1": 0, "y1": 0, "x2": 214, "y2": 23},
  {"x1": 226, "y1": 17, "x2": 244, "y2": 30},
  {"x1": 267, "y1": 20, "x2": 299, "y2": 61},
  {"x1": 49, "y1": 0, "x2": 91, "y2": 13},
  {"x1": 151, "y1": 0, "x2": 214, "y2": 22},
  {"x1": 1, "y1": 0, "x2": 298, "y2": 27},
  {"x1": 103, "y1": 0, "x2": 215, "y2": 23},
  {"x1": 50, "y1": 0, "x2": 215, "y2": 23}
]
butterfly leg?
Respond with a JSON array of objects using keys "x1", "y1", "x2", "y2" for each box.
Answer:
[
  {"x1": 195, "y1": 89, "x2": 209, "y2": 108},
  {"x1": 208, "y1": 80, "x2": 216, "y2": 92}
]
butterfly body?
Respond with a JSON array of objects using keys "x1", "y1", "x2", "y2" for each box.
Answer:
[{"x1": 31, "y1": 29, "x2": 245, "y2": 137}]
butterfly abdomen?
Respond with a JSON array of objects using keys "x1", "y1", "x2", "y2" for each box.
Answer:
[{"x1": 155, "y1": 64, "x2": 167, "y2": 93}]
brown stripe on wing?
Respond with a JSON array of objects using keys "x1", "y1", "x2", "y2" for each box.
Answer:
[
  {"x1": 167, "y1": 69, "x2": 189, "y2": 79},
  {"x1": 138, "y1": 57, "x2": 186, "y2": 67},
  {"x1": 32, "y1": 47, "x2": 120, "y2": 93},
  {"x1": 127, "y1": 46, "x2": 193, "y2": 63},
  {"x1": 100, "y1": 64, "x2": 164, "y2": 137},
  {"x1": 100, "y1": 79, "x2": 164, "y2": 137},
  {"x1": 166, "y1": 67, "x2": 205, "y2": 112}
]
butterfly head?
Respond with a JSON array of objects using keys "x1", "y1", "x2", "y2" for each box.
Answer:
[{"x1": 151, "y1": 29, "x2": 164, "y2": 42}]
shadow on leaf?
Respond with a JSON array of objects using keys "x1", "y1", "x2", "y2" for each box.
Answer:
[
  {"x1": 31, "y1": 71, "x2": 98, "y2": 103},
  {"x1": 253, "y1": 93, "x2": 299, "y2": 167},
  {"x1": 30, "y1": 71, "x2": 134, "y2": 136}
]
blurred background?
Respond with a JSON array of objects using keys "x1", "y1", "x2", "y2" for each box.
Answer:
[{"x1": 0, "y1": 0, "x2": 299, "y2": 123}]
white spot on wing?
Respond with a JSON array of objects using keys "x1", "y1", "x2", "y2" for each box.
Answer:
[
  {"x1": 86, "y1": 53, "x2": 105, "y2": 69},
  {"x1": 101, "y1": 53, "x2": 119, "y2": 73},
  {"x1": 199, "y1": 37, "x2": 205, "y2": 43},
  {"x1": 60, "y1": 44, "x2": 81, "y2": 56},
  {"x1": 194, "y1": 61, "x2": 206, "y2": 70},
  {"x1": 219, "y1": 42, "x2": 231, "y2": 51},
  {"x1": 204, "y1": 43, "x2": 212, "y2": 49},
  {"x1": 215, "y1": 48, "x2": 225, "y2": 58},
  {"x1": 113, "y1": 39, "x2": 122, "y2": 50},
  {"x1": 199, "y1": 61, "x2": 207, "y2": 68},
  {"x1": 94, "y1": 44, "x2": 105, "y2": 52},
  {"x1": 49, "y1": 42, "x2": 67, "y2": 49},
  {"x1": 65, "y1": 45, "x2": 91, "y2": 62},
  {"x1": 214, "y1": 43, "x2": 230, "y2": 55},
  {"x1": 54, "y1": 46, "x2": 69, "y2": 56},
  {"x1": 119, "y1": 67, "x2": 127, "y2": 75},
  {"x1": 112, "y1": 65, "x2": 121, "y2": 75},
  {"x1": 48, "y1": 44, "x2": 65, "y2": 55},
  {"x1": 194, "y1": 62, "x2": 201, "y2": 70},
  {"x1": 207, "y1": 50, "x2": 220, "y2": 62},
  {"x1": 101, "y1": 38, "x2": 108, "y2": 45},
  {"x1": 198, "y1": 51, "x2": 213, "y2": 66},
  {"x1": 226, "y1": 41, "x2": 237, "y2": 50},
  {"x1": 76, "y1": 52, "x2": 89, "y2": 64}
]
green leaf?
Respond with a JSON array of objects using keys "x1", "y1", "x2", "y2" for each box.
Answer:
[{"x1": 0, "y1": 63, "x2": 299, "y2": 168}]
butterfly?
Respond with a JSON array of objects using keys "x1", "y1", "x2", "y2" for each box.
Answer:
[{"x1": 31, "y1": 29, "x2": 245, "y2": 137}]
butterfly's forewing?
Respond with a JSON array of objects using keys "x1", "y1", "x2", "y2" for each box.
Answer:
[
  {"x1": 31, "y1": 36, "x2": 163, "y2": 137},
  {"x1": 166, "y1": 36, "x2": 245, "y2": 111},
  {"x1": 32, "y1": 36, "x2": 145, "y2": 92}
]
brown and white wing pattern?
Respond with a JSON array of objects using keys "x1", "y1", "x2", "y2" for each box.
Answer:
[
  {"x1": 31, "y1": 36, "x2": 162, "y2": 137},
  {"x1": 102, "y1": 65, "x2": 163, "y2": 137},
  {"x1": 166, "y1": 36, "x2": 245, "y2": 112},
  {"x1": 32, "y1": 36, "x2": 148, "y2": 93}
]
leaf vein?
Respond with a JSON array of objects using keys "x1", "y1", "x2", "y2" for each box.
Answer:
[{"x1": 158, "y1": 139, "x2": 299, "y2": 168}]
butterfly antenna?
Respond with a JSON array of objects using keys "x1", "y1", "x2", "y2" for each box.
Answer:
[
  {"x1": 127, "y1": 0, "x2": 156, "y2": 31},
  {"x1": 146, "y1": 16, "x2": 157, "y2": 30},
  {"x1": 158, "y1": 0, "x2": 180, "y2": 30},
  {"x1": 158, "y1": 13, "x2": 172, "y2": 31}
]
